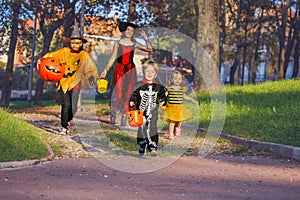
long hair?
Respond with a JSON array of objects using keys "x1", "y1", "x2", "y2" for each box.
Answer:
[{"x1": 120, "y1": 25, "x2": 136, "y2": 43}]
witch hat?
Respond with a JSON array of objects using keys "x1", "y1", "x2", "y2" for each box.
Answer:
[
  {"x1": 70, "y1": 20, "x2": 87, "y2": 43},
  {"x1": 118, "y1": 21, "x2": 138, "y2": 32}
]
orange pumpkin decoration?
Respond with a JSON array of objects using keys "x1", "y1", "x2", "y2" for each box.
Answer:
[
  {"x1": 38, "y1": 57, "x2": 65, "y2": 82},
  {"x1": 127, "y1": 110, "x2": 144, "y2": 127}
]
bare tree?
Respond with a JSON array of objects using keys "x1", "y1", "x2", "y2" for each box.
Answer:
[
  {"x1": 0, "y1": 1, "x2": 21, "y2": 108},
  {"x1": 292, "y1": 0, "x2": 300, "y2": 78}
]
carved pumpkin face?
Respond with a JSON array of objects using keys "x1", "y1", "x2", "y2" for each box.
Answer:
[
  {"x1": 63, "y1": 58, "x2": 81, "y2": 79},
  {"x1": 127, "y1": 110, "x2": 144, "y2": 127},
  {"x1": 38, "y1": 57, "x2": 65, "y2": 82}
]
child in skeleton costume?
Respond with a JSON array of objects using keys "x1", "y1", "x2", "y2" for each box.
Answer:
[
  {"x1": 129, "y1": 59, "x2": 167, "y2": 156},
  {"x1": 165, "y1": 70, "x2": 198, "y2": 140},
  {"x1": 41, "y1": 21, "x2": 99, "y2": 135}
]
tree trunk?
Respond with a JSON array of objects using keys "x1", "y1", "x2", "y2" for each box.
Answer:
[
  {"x1": 0, "y1": 2, "x2": 20, "y2": 108},
  {"x1": 229, "y1": 50, "x2": 241, "y2": 84},
  {"x1": 193, "y1": 0, "x2": 221, "y2": 91},
  {"x1": 247, "y1": 48, "x2": 253, "y2": 84},
  {"x1": 241, "y1": 45, "x2": 247, "y2": 85},
  {"x1": 283, "y1": 17, "x2": 296, "y2": 78},
  {"x1": 292, "y1": 26, "x2": 300, "y2": 78},
  {"x1": 277, "y1": 0, "x2": 290, "y2": 80},
  {"x1": 292, "y1": 0, "x2": 300, "y2": 78},
  {"x1": 252, "y1": 11, "x2": 263, "y2": 84}
]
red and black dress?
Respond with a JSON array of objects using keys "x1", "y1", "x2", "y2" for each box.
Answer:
[{"x1": 111, "y1": 43, "x2": 137, "y2": 115}]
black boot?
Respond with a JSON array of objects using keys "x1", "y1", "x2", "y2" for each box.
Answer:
[{"x1": 110, "y1": 110, "x2": 116, "y2": 124}]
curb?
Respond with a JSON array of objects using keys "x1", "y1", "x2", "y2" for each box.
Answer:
[
  {"x1": 0, "y1": 137, "x2": 54, "y2": 170},
  {"x1": 221, "y1": 132, "x2": 300, "y2": 162}
]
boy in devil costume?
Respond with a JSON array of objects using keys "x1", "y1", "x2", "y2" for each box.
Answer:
[{"x1": 129, "y1": 58, "x2": 167, "y2": 156}]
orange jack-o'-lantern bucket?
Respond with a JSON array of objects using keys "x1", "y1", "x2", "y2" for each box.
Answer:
[
  {"x1": 96, "y1": 78, "x2": 108, "y2": 93},
  {"x1": 127, "y1": 110, "x2": 143, "y2": 127},
  {"x1": 38, "y1": 57, "x2": 65, "y2": 82}
]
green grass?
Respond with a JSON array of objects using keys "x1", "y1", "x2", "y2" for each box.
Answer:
[
  {"x1": 198, "y1": 79, "x2": 300, "y2": 147},
  {"x1": 0, "y1": 108, "x2": 49, "y2": 162},
  {"x1": 9, "y1": 99, "x2": 109, "y2": 109},
  {"x1": 9, "y1": 100, "x2": 56, "y2": 109},
  {"x1": 105, "y1": 130, "x2": 138, "y2": 151}
]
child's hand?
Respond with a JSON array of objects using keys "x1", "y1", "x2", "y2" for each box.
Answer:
[
  {"x1": 88, "y1": 76, "x2": 94, "y2": 86},
  {"x1": 129, "y1": 101, "x2": 135, "y2": 107},
  {"x1": 36, "y1": 59, "x2": 41, "y2": 70},
  {"x1": 192, "y1": 99, "x2": 198, "y2": 104},
  {"x1": 159, "y1": 101, "x2": 165, "y2": 106}
]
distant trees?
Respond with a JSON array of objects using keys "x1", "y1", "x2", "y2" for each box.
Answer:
[
  {"x1": 1, "y1": 0, "x2": 299, "y2": 107},
  {"x1": 0, "y1": 0, "x2": 79, "y2": 107},
  {"x1": 224, "y1": 0, "x2": 300, "y2": 84}
]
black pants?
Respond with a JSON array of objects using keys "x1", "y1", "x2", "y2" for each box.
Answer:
[
  {"x1": 137, "y1": 108, "x2": 159, "y2": 151},
  {"x1": 58, "y1": 88, "x2": 80, "y2": 129}
]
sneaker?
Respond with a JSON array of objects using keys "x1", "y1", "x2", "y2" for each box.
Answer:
[
  {"x1": 168, "y1": 134, "x2": 175, "y2": 140},
  {"x1": 58, "y1": 128, "x2": 68, "y2": 135},
  {"x1": 138, "y1": 144, "x2": 146, "y2": 157},
  {"x1": 149, "y1": 147, "x2": 158, "y2": 157},
  {"x1": 67, "y1": 122, "x2": 71, "y2": 131}
]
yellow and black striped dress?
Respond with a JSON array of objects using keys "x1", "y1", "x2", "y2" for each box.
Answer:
[{"x1": 164, "y1": 86, "x2": 193, "y2": 122}]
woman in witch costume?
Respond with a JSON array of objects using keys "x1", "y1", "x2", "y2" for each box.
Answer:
[
  {"x1": 100, "y1": 21, "x2": 152, "y2": 126},
  {"x1": 40, "y1": 21, "x2": 99, "y2": 135}
]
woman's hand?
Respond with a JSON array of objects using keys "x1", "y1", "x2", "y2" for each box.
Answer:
[
  {"x1": 140, "y1": 30, "x2": 153, "y2": 52},
  {"x1": 100, "y1": 69, "x2": 107, "y2": 78},
  {"x1": 139, "y1": 30, "x2": 148, "y2": 40}
]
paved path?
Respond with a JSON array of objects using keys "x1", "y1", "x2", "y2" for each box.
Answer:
[{"x1": 1, "y1": 156, "x2": 300, "y2": 200}]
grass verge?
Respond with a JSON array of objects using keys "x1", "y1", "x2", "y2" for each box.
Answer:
[
  {"x1": 198, "y1": 79, "x2": 300, "y2": 147},
  {"x1": 0, "y1": 108, "x2": 49, "y2": 162}
]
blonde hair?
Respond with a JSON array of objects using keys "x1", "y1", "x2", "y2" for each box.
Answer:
[
  {"x1": 141, "y1": 58, "x2": 160, "y2": 74},
  {"x1": 168, "y1": 70, "x2": 184, "y2": 86}
]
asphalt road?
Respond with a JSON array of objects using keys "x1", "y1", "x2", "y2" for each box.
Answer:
[{"x1": 1, "y1": 156, "x2": 299, "y2": 200}]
